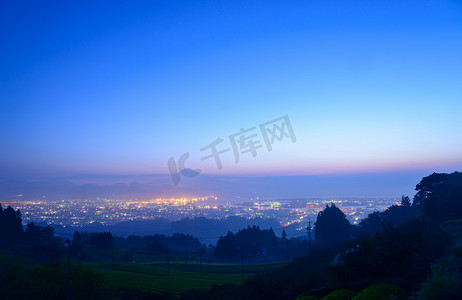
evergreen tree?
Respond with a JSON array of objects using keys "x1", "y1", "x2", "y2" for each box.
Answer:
[
  {"x1": 0, "y1": 204, "x2": 23, "y2": 241},
  {"x1": 314, "y1": 203, "x2": 351, "y2": 245}
]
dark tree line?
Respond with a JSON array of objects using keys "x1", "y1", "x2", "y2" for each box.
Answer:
[
  {"x1": 0, "y1": 204, "x2": 23, "y2": 242},
  {"x1": 214, "y1": 226, "x2": 279, "y2": 259}
]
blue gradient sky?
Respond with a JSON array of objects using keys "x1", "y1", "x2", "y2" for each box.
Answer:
[{"x1": 1, "y1": 0, "x2": 462, "y2": 181}]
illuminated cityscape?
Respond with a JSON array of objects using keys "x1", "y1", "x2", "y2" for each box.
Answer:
[{"x1": 2, "y1": 196, "x2": 398, "y2": 231}]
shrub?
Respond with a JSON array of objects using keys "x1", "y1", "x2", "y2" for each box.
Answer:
[
  {"x1": 321, "y1": 289, "x2": 356, "y2": 300},
  {"x1": 417, "y1": 258, "x2": 460, "y2": 300},
  {"x1": 352, "y1": 283, "x2": 405, "y2": 300}
]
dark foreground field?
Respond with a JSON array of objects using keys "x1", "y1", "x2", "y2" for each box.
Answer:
[{"x1": 88, "y1": 261, "x2": 287, "y2": 295}]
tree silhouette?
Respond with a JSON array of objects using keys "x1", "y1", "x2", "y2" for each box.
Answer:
[
  {"x1": 314, "y1": 203, "x2": 351, "y2": 245},
  {"x1": 215, "y1": 231, "x2": 239, "y2": 259},
  {"x1": 357, "y1": 211, "x2": 383, "y2": 237},
  {"x1": 88, "y1": 232, "x2": 113, "y2": 249},
  {"x1": 73, "y1": 231, "x2": 82, "y2": 244},
  {"x1": 413, "y1": 172, "x2": 450, "y2": 206},
  {"x1": 214, "y1": 226, "x2": 278, "y2": 259},
  {"x1": 0, "y1": 204, "x2": 23, "y2": 241},
  {"x1": 338, "y1": 225, "x2": 431, "y2": 283},
  {"x1": 415, "y1": 172, "x2": 462, "y2": 222},
  {"x1": 401, "y1": 195, "x2": 411, "y2": 207},
  {"x1": 169, "y1": 233, "x2": 201, "y2": 252}
]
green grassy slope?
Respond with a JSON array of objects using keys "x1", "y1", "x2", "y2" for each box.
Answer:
[{"x1": 88, "y1": 261, "x2": 286, "y2": 295}]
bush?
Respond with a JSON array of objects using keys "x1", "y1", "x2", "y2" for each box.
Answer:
[
  {"x1": 417, "y1": 258, "x2": 461, "y2": 300},
  {"x1": 321, "y1": 289, "x2": 356, "y2": 300},
  {"x1": 352, "y1": 283, "x2": 405, "y2": 300}
]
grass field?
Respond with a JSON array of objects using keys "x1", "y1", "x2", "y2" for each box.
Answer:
[
  {"x1": 143, "y1": 261, "x2": 287, "y2": 273},
  {"x1": 0, "y1": 249, "x2": 287, "y2": 296},
  {"x1": 88, "y1": 261, "x2": 287, "y2": 295},
  {"x1": 0, "y1": 249, "x2": 34, "y2": 265}
]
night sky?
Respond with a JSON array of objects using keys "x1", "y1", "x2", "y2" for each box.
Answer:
[{"x1": 1, "y1": 1, "x2": 461, "y2": 197}]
